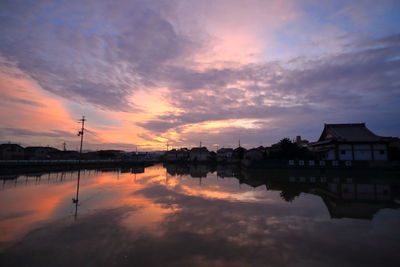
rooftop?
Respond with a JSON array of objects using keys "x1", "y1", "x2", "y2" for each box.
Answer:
[
  {"x1": 318, "y1": 123, "x2": 383, "y2": 142},
  {"x1": 0, "y1": 143, "x2": 23, "y2": 150}
]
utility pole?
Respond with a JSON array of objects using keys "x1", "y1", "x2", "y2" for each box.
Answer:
[
  {"x1": 73, "y1": 116, "x2": 86, "y2": 220},
  {"x1": 166, "y1": 142, "x2": 169, "y2": 151},
  {"x1": 77, "y1": 116, "x2": 86, "y2": 156},
  {"x1": 63, "y1": 142, "x2": 67, "y2": 151},
  {"x1": 238, "y1": 139, "x2": 241, "y2": 147},
  {"x1": 200, "y1": 141, "x2": 202, "y2": 147}
]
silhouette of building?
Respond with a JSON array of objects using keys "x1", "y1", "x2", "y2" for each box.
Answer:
[
  {"x1": 189, "y1": 164, "x2": 211, "y2": 177},
  {"x1": 315, "y1": 183, "x2": 398, "y2": 220},
  {"x1": 308, "y1": 123, "x2": 388, "y2": 160},
  {"x1": 24, "y1": 146, "x2": 59, "y2": 160},
  {"x1": 382, "y1": 137, "x2": 400, "y2": 160},
  {"x1": 243, "y1": 148, "x2": 264, "y2": 166},
  {"x1": 165, "y1": 148, "x2": 189, "y2": 162},
  {"x1": 48, "y1": 150, "x2": 80, "y2": 160},
  {"x1": 217, "y1": 148, "x2": 233, "y2": 163},
  {"x1": 237, "y1": 170, "x2": 400, "y2": 220},
  {"x1": 232, "y1": 146, "x2": 247, "y2": 162},
  {"x1": 189, "y1": 147, "x2": 210, "y2": 162},
  {"x1": 295, "y1": 136, "x2": 309, "y2": 147},
  {"x1": 0, "y1": 143, "x2": 24, "y2": 160}
]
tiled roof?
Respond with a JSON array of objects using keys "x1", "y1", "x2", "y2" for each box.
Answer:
[
  {"x1": 217, "y1": 148, "x2": 233, "y2": 153},
  {"x1": 319, "y1": 123, "x2": 383, "y2": 142},
  {"x1": 190, "y1": 147, "x2": 209, "y2": 152}
]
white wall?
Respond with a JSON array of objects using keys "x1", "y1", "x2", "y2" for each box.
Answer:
[
  {"x1": 339, "y1": 150, "x2": 353, "y2": 160},
  {"x1": 354, "y1": 150, "x2": 373, "y2": 160},
  {"x1": 317, "y1": 143, "x2": 388, "y2": 161},
  {"x1": 339, "y1": 143, "x2": 388, "y2": 161},
  {"x1": 326, "y1": 150, "x2": 336, "y2": 160},
  {"x1": 338, "y1": 144, "x2": 352, "y2": 160},
  {"x1": 373, "y1": 144, "x2": 388, "y2": 161},
  {"x1": 373, "y1": 150, "x2": 388, "y2": 160}
]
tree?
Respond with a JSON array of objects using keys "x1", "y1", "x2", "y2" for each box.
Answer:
[
  {"x1": 278, "y1": 138, "x2": 298, "y2": 159},
  {"x1": 280, "y1": 188, "x2": 302, "y2": 202}
]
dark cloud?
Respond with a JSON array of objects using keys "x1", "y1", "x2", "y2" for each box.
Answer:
[
  {"x1": 137, "y1": 34, "x2": 400, "y2": 144},
  {"x1": 165, "y1": 34, "x2": 400, "y2": 104},
  {"x1": 352, "y1": 34, "x2": 400, "y2": 49},
  {"x1": 0, "y1": 95, "x2": 44, "y2": 107},
  {"x1": 1, "y1": 128, "x2": 74, "y2": 138},
  {"x1": 0, "y1": 0, "x2": 192, "y2": 111},
  {"x1": 137, "y1": 119, "x2": 182, "y2": 133},
  {"x1": 0, "y1": 1, "x2": 399, "y2": 143}
]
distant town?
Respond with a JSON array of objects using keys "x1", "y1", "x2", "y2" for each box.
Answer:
[{"x1": 1, "y1": 123, "x2": 400, "y2": 168}]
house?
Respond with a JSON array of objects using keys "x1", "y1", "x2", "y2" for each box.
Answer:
[
  {"x1": 217, "y1": 148, "x2": 233, "y2": 162},
  {"x1": 295, "y1": 136, "x2": 309, "y2": 147},
  {"x1": 144, "y1": 151, "x2": 165, "y2": 161},
  {"x1": 382, "y1": 137, "x2": 400, "y2": 160},
  {"x1": 164, "y1": 163, "x2": 190, "y2": 176},
  {"x1": 0, "y1": 143, "x2": 25, "y2": 160},
  {"x1": 48, "y1": 150, "x2": 80, "y2": 160},
  {"x1": 176, "y1": 148, "x2": 190, "y2": 161},
  {"x1": 164, "y1": 148, "x2": 189, "y2": 161},
  {"x1": 123, "y1": 151, "x2": 154, "y2": 161},
  {"x1": 244, "y1": 148, "x2": 264, "y2": 161},
  {"x1": 264, "y1": 144, "x2": 279, "y2": 158},
  {"x1": 165, "y1": 149, "x2": 178, "y2": 161},
  {"x1": 216, "y1": 164, "x2": 236, "y2": 177},
  {"x1": 97, "y1": 150, "x2": 124, "y2": 159},
  {"x1": 189, "y1": 147, "x2": 210, "y2": 162},
  {"x1": 81, "y1": 151, "x2": 101, "y2": 160},
  {"x1": 131, "y1": 166, "x2": 145, "y2": 173},
  {"x1": 321, "y1": 183, "x2": 398, "y2": 220},
  {"x1": 232, "y1": 146, "x2": 247, "y2": 162},
  {"x1": 308, "y1": 123, "x2": 388, "y2": 161},
  {"x1": 243, "y1": 148, "x2": 264, "y2": 166},
  {"x1": 189, "y1": 164, "x2": 211, "y2": 177},
  {"x1": 24, "y1": 146, "x2": 59, "y2": 160}
]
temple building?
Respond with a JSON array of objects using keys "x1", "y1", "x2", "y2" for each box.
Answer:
[{"x1": 308, "y1": 123, "x2": 388, "y2": 161}]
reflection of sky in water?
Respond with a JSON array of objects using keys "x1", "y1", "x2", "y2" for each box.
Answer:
[{"x1": 1, "y1": 164, "x2": 400, "y2": 266}]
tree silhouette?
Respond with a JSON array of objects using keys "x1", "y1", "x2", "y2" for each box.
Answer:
[
  {"x1": 278, "y1": 138, "x2": 298, "y2": 159},
  {"x1": 280, "y1": 189, "x2": 302, "y2": 202}
]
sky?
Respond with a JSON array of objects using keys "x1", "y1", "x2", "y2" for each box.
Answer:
[{"x1": 0, "y1": 0, "x2": 399, "y2": 151}]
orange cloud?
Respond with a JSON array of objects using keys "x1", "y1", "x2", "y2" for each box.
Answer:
[{"x1": 0, "y1": 58, "x2": 77, "y2": 145}]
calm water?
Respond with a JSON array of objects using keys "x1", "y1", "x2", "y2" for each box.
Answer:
[{"x1": 1, "y1": 164, "x2": 399, "y2": 267}]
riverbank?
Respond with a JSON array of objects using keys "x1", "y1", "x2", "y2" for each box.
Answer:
[
  {"x1": 0, "y1": 160, "x2": 155, "y2": 176},
  {"x1": 245, "y1": 159, "x2": 400, "y2": 170}
]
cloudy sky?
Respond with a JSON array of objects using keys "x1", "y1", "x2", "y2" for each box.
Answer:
[{"x1": 0, "y1": 0, "x2": 399, "y2": 151}]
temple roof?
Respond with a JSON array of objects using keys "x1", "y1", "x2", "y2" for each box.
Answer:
[{"x1": 318, "y1": 123, "x2": 383, "y2": 142}]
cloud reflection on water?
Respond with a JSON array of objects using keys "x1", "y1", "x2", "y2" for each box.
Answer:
[{"x1": 1, "y1": 164, "x2": 400, "y2": 266}]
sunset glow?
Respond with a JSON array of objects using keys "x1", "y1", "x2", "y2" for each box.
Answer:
[{"x1": 1, "y1": 0, "x2": 399, "y2": 151}]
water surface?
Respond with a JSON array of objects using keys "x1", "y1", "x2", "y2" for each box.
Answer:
[{"x1": 1, "y1": 164, "x2": 399, "y2": 266}]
